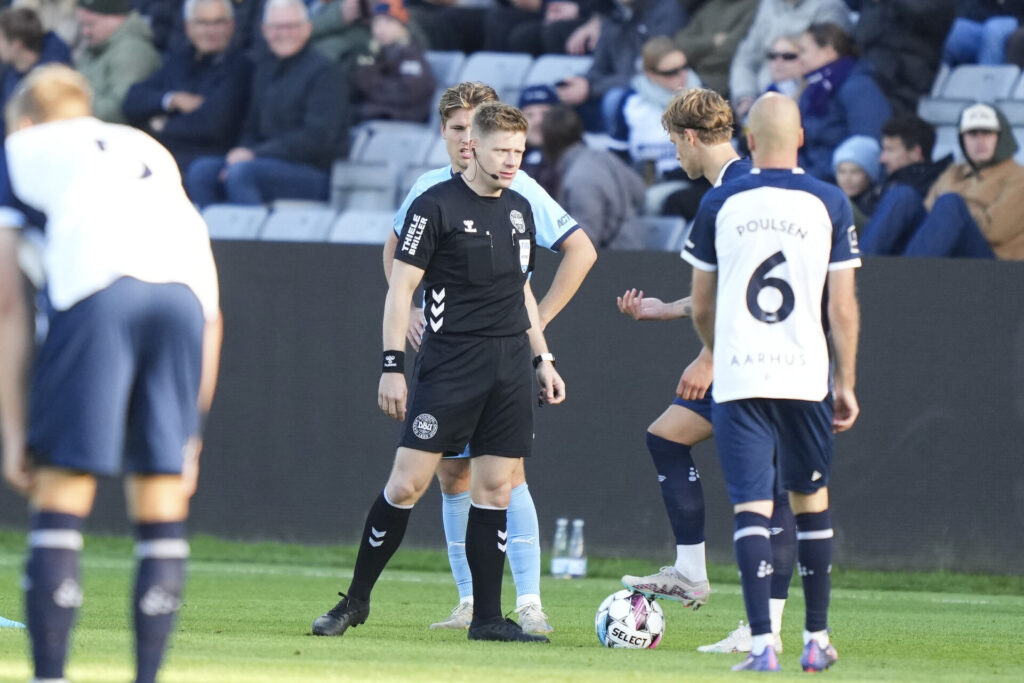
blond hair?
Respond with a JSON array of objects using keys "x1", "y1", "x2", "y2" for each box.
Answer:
[
  {"x1": 661, "y1": 87, "x2": 733, "y2": 145},
  {"x1": 5, "y1": 63, "x2": 91, "y2": 134},
  {"x1": 437, "y1": 81, "x2": 498, "y2": 125},
  {"x1": 642, "y1": 36, "x2": 683, "y2": 73},
  {"x1": 471, "y1": 101, "x2": 528, "y2": 139}
]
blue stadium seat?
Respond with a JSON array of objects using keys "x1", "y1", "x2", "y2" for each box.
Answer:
[
  {"x1": 328, "y1": 209, "x2": 396, "y2": 244},
  {"x1": 457, "y1": 51, "x2": 533, "y2": 104},
  {"x1": 932, "y1": 125, "x2": 963, "y2": 163},
  {"x1": 397, "y1": 164, "x2": 438, "y2": 205},
  {"x1": 523, "y1": 54, "x2": 593, "y2": 87},
  {"x1": 330, "y1": 160, "x2": 400, "y2": 211},
  {"x1": 639, "y1": 215, "x2": 688, "y2": 252},
  {"x1": 202, "y1": 204, "x2": 268, "y2": 240},
  {"x1": 260, "y1": 204, "x2": 337, "y2": 242},
  {"x1": 349, "y1": 120, "x2": 434, "y2": 163},
  {"x1": 917, "y1": 64, "x2": 1020, "y2": 125},
  {"x1": 425, "y1": 50, "x2": 466, "y2": 88},
  {"x1": 642, "y1": 180, "x2": 688, "y2": 216}
]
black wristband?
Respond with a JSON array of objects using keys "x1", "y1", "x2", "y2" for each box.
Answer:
[{"x1": 382, "y1": 350, "x2": 405, "y2": 373}]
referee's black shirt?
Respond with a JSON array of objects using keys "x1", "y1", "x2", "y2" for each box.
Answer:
[{"x1": 395, "y1": 175, "x2": 537, "y2": 336}]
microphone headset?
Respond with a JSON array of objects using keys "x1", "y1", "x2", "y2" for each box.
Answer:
[{"x1": 472, "y1": 148, "x2": 499, "y2": 180}]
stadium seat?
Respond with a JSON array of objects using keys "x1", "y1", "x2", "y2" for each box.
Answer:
[
  {"x1": 349, "y1": 120, "x2": 434, "y2": 163},
  {"x1": 639, "y1": 215, "x2": 688, "y2": 252},
  {"x1": 260, "y1": 204, "x2": 337, "y2": 241},
  {"x1": 457, "y1": 51, "x2": 533, "y2": 104},
  {"x1": 425, "y1": 50, "x2": 466, "y2": 88},
  {"x1": 917, "y1": 64, "x2": 1020, "y2": 125},
  {"x1": 398, "y1": 164, "x2": 438, "y2": 204},
  {"x1": 523, "y1": 54, "x2": 593, "y2": 87},
  {"x1": 330, "y1": 160, "x2": 400, "y2": 211},
  {"x1": 328, "y1": 209, "x2": 396, "y2": 244},
  {"x1": 930, "y1": 63, "x2": 950, "y2": 98},
  {"x1": 202, "y1": 204, "x2": 268, "y2": 240},
  {"x1": 1014, "y1": 127, "x2": 1024, "y2": 164},
  {"x1": 995, "y1": 71, "x2": 1024, "y2": 126},
  {"x1": 424, "y1": 136, "x2": 450, "y2": 166},
  {"x1": 643, "y1": 180, "x2": 689, "y2": 216},
  {"x1": 932, "y1": 125, "x2": 963, "y2": 163}
]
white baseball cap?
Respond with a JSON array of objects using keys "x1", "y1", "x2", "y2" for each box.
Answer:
[{"x1": 959, "y1": 103, "x2": 1001, "y2": 133}]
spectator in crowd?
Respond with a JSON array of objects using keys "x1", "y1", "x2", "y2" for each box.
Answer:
[
  {"x1": 943, "y1": 0, "x2": 1024, "y2": 66},
  {"x1": 9, "y1": 0, "x2": 77, "y2": 47},
  {"x1": 864, "y1": 103, "x2": 1024, "y2": 259},
  {"x1": 831, "y1": 135, "x2": 881, "y2": 230},
  {"x1": 1006, "y1": 25, "x2": 1024, "y2": 66},
  {"x1": 796, "y1": 22, "x2": 891, "y2": 181},
  {"x1": 185, "y1": 0, "x2": 349, "y2": 207},
  {"x1": 309, "y1": 0, "x2": 374, "y2": 71},
  {"x1": 764, "y1": 34, "x2": 804, "y2": 99},
  {"x1": 132, "y1": 0, "x2": 186, "y2": 53},
  {"x1": 542, "y1": 105, "x2": 646, "y2": 249},
  {"x1": 555, "y1": 0, "x2": 688, "y2": 131},
  {"x1": 859, "y1": 114, "x2": 953, "y2": 255},
  {"x1": 673, "y1": 0, "x2": 757, "y2": 97},
  {"x1": 352, "y1": 0, "x2": 435, "y2": 122},
  {"x1": 848, "y1": 0, "x2": 955, "y2": 115},
  {"x1": 123, "y1": 0, "x2": 252, "y2": 174},
  {"x1": 729, "y1": 0, "x2": 850, "y2": 120},
  {"x1": 0, "y1": 6, "x2": 70, "y2": 112},
  {"x1": 518, "y1": 84, "x2": 560, "y2": 196},
  {"x1": 75, "y1": 0, "x2": 162, "y2": 124},
  {"x1": 492, "y1": 0, "x2": 593, "y2": 56},
  {"x1": 609, "y1": 35, "x2": 701, "y2": 181}
]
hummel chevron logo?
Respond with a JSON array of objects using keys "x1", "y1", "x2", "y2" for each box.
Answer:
[
  {"x1": 432, "y1": 288, "x2": 445, "y2": 303},
  {"x1": 497, "y1": 530, "x2": 508, "y2": 553},
  {"x1": 369, "y1": 526, "x2": 386, "y2": 548},
  {"x1": 430, "y1": 302, "x2": 444, "y2": 317},
  {"x1": 430, "y1": 317, "x2": 443, "y2": 332}
]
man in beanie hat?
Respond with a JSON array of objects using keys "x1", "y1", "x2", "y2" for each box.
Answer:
[
  {"x1": 75, "y1": 0, "x2": 160, "y2": 123},
  {"x1": 351, "y1": 0, "x2": 434, "y2": 122},
  {"x1": 518, "y1": 84, "x2": 559, "y2": 195},
  {"x1": 861, "y1": 102, "x2": 1024, "y2": 259}
]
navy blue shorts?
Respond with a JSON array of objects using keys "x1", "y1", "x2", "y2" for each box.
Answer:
[
  {"x1": 671, "y1": 386, "x2": 713, "y2": 423},
  {"x1": 711, "y1": 397, "x2": 834, "y2": 505},
  {"x1": 401, "y1": 332, "x2": 532, "y2": 458},
  {"x1": 28, "y1": 277, "x2": 205, "y2": 476}
]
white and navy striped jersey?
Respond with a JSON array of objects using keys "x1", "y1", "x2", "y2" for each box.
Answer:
[
  {"x1": 5, "y1": 117, "x2": 219, "y2": 321},
  {"x1": 394, "y1": 165, "x2": 577, "y2": 251},
  {"x1": 682, "y1": 168, "x2": 861, "y2": 403}
]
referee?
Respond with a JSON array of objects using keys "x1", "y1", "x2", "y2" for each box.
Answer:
[{"x1": 312, "y1": 102, "x2": 563, "y2": 643}]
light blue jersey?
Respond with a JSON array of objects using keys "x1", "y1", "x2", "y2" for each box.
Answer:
[{"x1": 393, "y1": 165, "x2": 578, "y2": 251}]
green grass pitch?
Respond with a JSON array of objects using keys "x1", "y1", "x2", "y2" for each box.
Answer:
[{"x1": 1, "y1": 532, "x2": 1022, "y2": 681}]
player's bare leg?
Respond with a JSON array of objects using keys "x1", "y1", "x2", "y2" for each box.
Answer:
[
  {"x1": 313, "y1": 448, "x2": 442, "y2": 636},
  {"x1": 126, "y1": 474, "x2": 192, "y2": 683},
  {"x1": 623, "y1": 405, "x2": 713, "y2": 608},
  {"x1": 465, "y1": 455, "x2": 547, "y2": 643},
  {"x1": 24, "y1": 468, "x2": 97, "y2": 683}
]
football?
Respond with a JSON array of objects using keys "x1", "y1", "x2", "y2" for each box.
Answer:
[{"x1": 594, "y1": 589, "x2": 665, "y2": 649}]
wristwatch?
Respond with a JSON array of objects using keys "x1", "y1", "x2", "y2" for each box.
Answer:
[{"x1": 532, "y1": 352, "x2": 556, "y2": 368}]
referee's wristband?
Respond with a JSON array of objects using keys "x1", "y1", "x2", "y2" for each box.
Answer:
[
  {"x1": 382, "y1": 350, "x2": 405, "y2": 373},
  {"x1": 532, "y1": 352, "x2": 555, "y2": 369}
]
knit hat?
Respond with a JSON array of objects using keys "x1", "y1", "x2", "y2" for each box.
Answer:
[
  {"x1": 518, "y1": 85, "x2": 559, "y2": 109},
  {"x1": 959, "y1": 102, "x2": 1001, "y2": 133},
  {"x1": 77, "y1": 0, "x2": 131, "y2": 15},
  {"x1": 373, "y1": 0, "x2": 409, "y2": 24},
  {"x1": 831, "y1": 135, "x2": 881, "y2": 182}
]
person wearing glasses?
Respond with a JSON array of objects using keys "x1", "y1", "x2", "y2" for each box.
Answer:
[
  {"x1": 124, "y1": 0, "x2": 252, "y2": 175},
  {"x1": 608, "y1": 36, "x2": 703, "y2": 182},
  {"x1": 184, "y1": 0, "x2": 348, "y2": 207}
]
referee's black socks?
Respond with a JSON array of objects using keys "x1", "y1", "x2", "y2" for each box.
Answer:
[
  {"x1": 465, "y1": 504, "x2": 508, "y2": 624},
  {"x1": 347, "y1": 491, "x2": 412, "y2": 601}
]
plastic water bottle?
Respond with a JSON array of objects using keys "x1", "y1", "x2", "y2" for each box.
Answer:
[
  {"x1": 551, "y1": 518, "x2": 570, "y2": 578},
  {"x1": 567, "y1": 518, "x2": 587, "y2": 578}
]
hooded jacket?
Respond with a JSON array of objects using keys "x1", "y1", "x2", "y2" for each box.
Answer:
[
  {"x1": 75, "y1": 12, "x2": 162, "y2": 124},
  {"x1": 924, "y1": 106, "x2": 1024, "y2": 259}
]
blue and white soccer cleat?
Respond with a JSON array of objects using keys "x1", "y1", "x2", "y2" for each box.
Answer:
[
  {"x1": 801, "y1": 640, "x2": 838, "y2": 672},
  {"x1": 731, "y1": 645, "x2": 781, "y2": 672}
]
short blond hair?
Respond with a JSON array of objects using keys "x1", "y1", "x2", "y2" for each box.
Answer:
[
  {"x1": 642, "y1": 36, "x2": 683, "y2": 73},
  {"x1": 437, "y1": 81, "x2": 498, "y2": 125},
  {"x1": 5, "y1": 63, "x2": 91, "y2": 134},
  {"x1": 471, "y1": 101, "x2": 528, "y2": 140},
  {"x1": 661, "y1": 87, "x2": 733, "y2": 145}
]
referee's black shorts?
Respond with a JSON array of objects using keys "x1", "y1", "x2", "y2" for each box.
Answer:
[{"x1": 400, "y1": 332, "x2": 532, "y2": 458}]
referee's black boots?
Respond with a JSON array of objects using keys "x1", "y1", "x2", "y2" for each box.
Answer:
[
  {"x1": 311, "y1": 592, "x2": 370, "y2": 636},
  {"x1": 468, "y1": 617, "x2": 550, "y2": 643}
]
